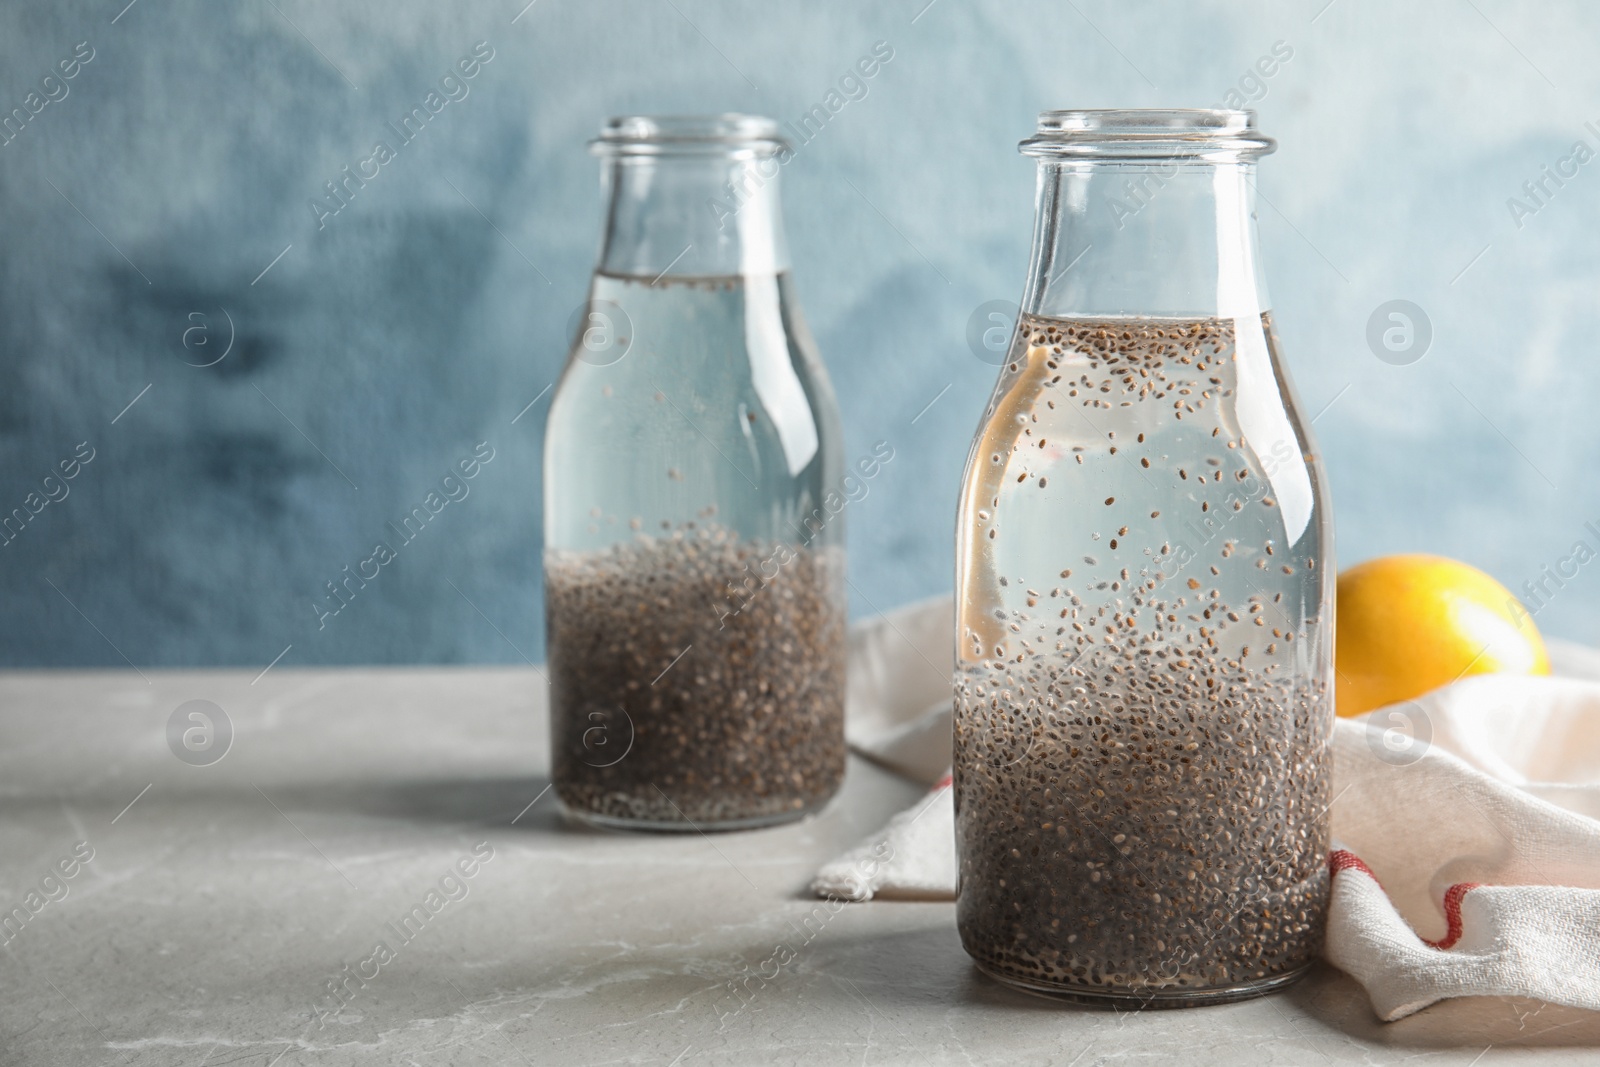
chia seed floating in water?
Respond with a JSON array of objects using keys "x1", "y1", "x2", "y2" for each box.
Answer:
[{"x1": 547, "y1": 525, "x2": 846, "y2": 830}]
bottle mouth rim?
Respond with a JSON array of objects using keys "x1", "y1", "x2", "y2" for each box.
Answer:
[
  {"x1": 591, "y1": 114, "x2": 791, "y2": 158},
  {"x1": 1020, "y1": 109, "x2": 1275, "y2": 160}
]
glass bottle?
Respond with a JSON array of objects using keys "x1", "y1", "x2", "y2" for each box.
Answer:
[
  {"x1": 952, "y1": 110, "x2": 1334, "y2": 1004},
  {"x1": 544, "y1": 115, "x2": 847, "y2": 831}
]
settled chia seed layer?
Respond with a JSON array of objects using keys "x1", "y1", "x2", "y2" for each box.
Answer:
[
  {"x1": 955, "y1": 315, "x2": 1332, "y2": 998},
  {"x1": 547, "y1": 526, "x2": 846, "y2": 828},
  {"x1": 954, "y1": 659, "x2": 1329, "y2": 994}
]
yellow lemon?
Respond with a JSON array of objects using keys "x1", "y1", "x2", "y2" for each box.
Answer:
[{"x1": 1335, "y1": 554, "x2": 1549, "y2": 718}]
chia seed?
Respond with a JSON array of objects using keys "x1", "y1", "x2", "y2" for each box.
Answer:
[
  {"x1": 547, "y1": 525, "x2": 846, "y2": 830},
  {"x1": 955, "y1": 315, "x2": 1333, "y2": 1002}
]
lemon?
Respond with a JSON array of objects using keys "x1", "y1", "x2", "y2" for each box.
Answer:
[{"x1": 1335, "y1": 553, "x2": 1549, "y2": 718}]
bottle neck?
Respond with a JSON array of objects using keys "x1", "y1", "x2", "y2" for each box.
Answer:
[
  {"x1": 596, "y1": 154, "x2": 791, "y2": 279},
  {"x1": 1021, "y1": 160, "x2": 1270, "y2": 320}
]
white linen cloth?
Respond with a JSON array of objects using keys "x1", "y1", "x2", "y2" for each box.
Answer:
[{"x1": 814, "y1": 595, "x2": 1600, "y2": 1020}]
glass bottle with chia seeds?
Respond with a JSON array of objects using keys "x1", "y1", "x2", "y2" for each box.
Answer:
[
  {"x1": 544, "y1": 115, "x2": 846, "y2": 831},
  {"x1": 953, "y1": 110, "x2": 1335, "y2": 1004}
]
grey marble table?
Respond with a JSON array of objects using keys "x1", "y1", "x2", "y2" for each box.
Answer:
[{"x1": 2, "y1": 668, "x2": 1596, "y2": 1066}]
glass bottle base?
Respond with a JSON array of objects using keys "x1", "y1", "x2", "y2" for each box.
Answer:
[
  {"x1": 557, "y1": 797, "x2": 826, "y2": 834},
  {"x1": 972, "y1": 959, "x2": 1313, "y2": 1008}
]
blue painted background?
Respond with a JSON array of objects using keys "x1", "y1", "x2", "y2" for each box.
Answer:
[{"x1": 2, "y1": 0, "x2": 1597, "y2": 669}]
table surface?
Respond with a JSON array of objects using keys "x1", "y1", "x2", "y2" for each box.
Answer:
[{"x1": 2, "y1": 668, "x2": 1597, "y2": 1067}]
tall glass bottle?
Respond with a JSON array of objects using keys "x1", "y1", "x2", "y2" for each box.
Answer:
[
  {"x1": 545, "y1": 115, "x2": 846, "y2": 831},
  {"x1": 953, "y1": 111, "x2": 1335, "y2": 1004}
]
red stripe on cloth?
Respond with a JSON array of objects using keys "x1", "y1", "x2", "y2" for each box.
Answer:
[
  {"x1": 1329, "y1": 848, "x2": 1376, "y2": 878},
  {"x1": 1329, "y1": 850, "x2": 1483, "y2": 952},
  {"x1": 933, "y1": 773, "x2": 953, "y2": 791},
  {"x1": 1422, "y1": 882, "x2": 1482, "y2": 950},
  {"x1": 1328, "y1": 848, "x2": 1391, "y2": 894}
]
